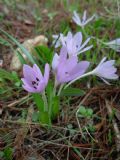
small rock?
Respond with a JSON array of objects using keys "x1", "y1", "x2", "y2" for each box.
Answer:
[{"x1": 10, "y1": 35, "x2": 48, "y2": 71}]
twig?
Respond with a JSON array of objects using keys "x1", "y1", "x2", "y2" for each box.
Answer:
[
  {"x1": 7, "y1": 95, "x2": 29, "y2": 108},
  {"x1": 105, "y1": 100, "x2": 120, "y2": 152}
]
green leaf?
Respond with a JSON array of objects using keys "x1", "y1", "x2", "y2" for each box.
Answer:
[
  {"x1": 86, "y1": 108, "x2": 93, "y2": 118},
  {"x1": 0, "y1": 37, "x2": 10, "y2": 46},
  {"x1": 78, "y1": 106, "x2": 86, "y2": 116},
  {"x1": 0, "y1": 29, "x2": 36, "y2": 64},
  {"x1": 61, "y1": 87, "x2": 86, "y2": 96},
  {"x1": 0, "y1": 68, "x2": 14, "y2": 81},
  {"x1": 16, "y1": 50, "x2": 27, "y2": 64},
  {"x1": 32, "y1": 111, "x2": 39, "y2": 122},
  {"x1": 35, "y1": 45, "x2": 53, "y2": 64},
  {"x1": 32, "y1": 93, "x2": 44, "y2": 112},
  {"x1": 39, "y1": 111, "x2": 51, "y2": 125},
  {"x1": 46, "y1": 81, "x2": 53, "y2": 106},
  {"x1": 4, "y1": 147, "x2": 13, "y2": 160},
  {"x1": 52, "y1": 96, "x2": 59, "y2": 119}
]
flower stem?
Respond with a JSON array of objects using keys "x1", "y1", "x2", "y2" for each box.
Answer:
[
  {"x1": 64, "y1": 71, "x2": 93, "y2": 89},
  {"x1": 57, "y1": 84, "x2": 64, "y2": 96},
  {"x1": 42, "y1": 91, "x2": 48, "y2": 112},
  {"x1": 81, "y1": 27, "x2": 88, "y2": 38}
]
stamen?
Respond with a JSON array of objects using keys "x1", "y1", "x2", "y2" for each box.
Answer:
[
  {"x1": 36, "y1": 77, "x2": 40, "y2": 81},
  {"x1": 32, "y1": 81, "x2": 36, "y2": 85},
  {"x1": 65, "y1": 72, "x2": 69, "y2": 74},
  {"x1": 33, "y1": 86, "x2": 37, "y2": 89}
]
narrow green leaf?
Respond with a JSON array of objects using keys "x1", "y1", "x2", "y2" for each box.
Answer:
[
  {"x1": 39, "y1": 111, "x2": 51, "y2": 125},
  {"x1": 32, "y1": 93, "x2": 44, "y2": 112},
  {"x1": 16, "y1": 50, "x2": 26, "y2": 64},
  {"x1": 46, "y1": 81, "x2": 53, "y2": 106},
  {"x1": 35, "y1": 45, "x2": 53, "y2": 64},
  {"x1": 0, "y1": 37, "x2": 10, "y2": 46},
  {"x1": 52, "y1": 96, "x2": 59, "y2": 119},
  {"x1": 61, "y1": 87, "x2": 86, "y2": 96},
  {"x1": 0, "y1": 29, "x2": 36, "y2": 64},
  {"x1": 0, "y1": 68, "x2": 14, "y2": 80}
]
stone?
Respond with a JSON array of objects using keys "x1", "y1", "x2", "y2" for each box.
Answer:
[{"x1": 10, "y1": 35, "x2": 48, "y2": 71}]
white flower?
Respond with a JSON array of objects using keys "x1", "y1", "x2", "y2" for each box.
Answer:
[
  {"x1": 104, "y1": 38, "x2": 120, "y2": 52},
  {"x1": 72, "y1": 10, "x2": 96, "y2": 27}
]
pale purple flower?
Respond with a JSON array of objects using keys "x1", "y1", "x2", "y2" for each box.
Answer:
[
  {"x1": 72, "y1": 10, "x2": 95, "y2": 27},
  {"x1": 21, "y1": 64, "x2": 50, "y2": 93},
  {"x1": 60, "y1": 32, "x2": 92, "y2": 56},
  {"x1": 65, "y1": 57, "x2": 118, "y2": 88},
  {"x1": 55, "y1": 46, "x2": 90, "y2": 84},
  {"x1": 104, "y1": 38, "x2": 120, "y2": 52},
  {"x1": 91, "y1": 57, "x2": 118, "y2": 83}
]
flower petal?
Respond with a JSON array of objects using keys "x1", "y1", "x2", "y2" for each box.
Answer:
[
  {"x1": 82, "y1": 10, "x2": 87, "y2": 22},
  {"x1": 92, "y1": 57, "x2": 118, "y2": 80},
  {"x1": 52, "y1": 53, "x2": 60, "y2": 71},
  {"x1": 69, "y1": 61, "x2": 90, "y2": 79},
  {"x1": 43, "y1": 63, "x2": 50, "y2": 85},
  {"x1": 37, "y1": 81, "x2": 46, "y2": 93},
  {"x1": 72, "y1": 11, "x2": 81, "y2": 26},
  {"x1": 22, "y1": 84, "x2": 36, "y2": 93},
  {"x1": 23, "y1": 64, "x2": 35, "y2": 81},
  {"x1": 74, "y1": 32, "x2": 83, "y2": 49},
  {"x1": 83, "y1": 14, "x2": 95, "y2": 26},
  {"x1": 79, "y1": 37, "x2": 91, "y2": 51},
  {"x1": 33, "y1": 64, "x2": 43, "y2": 79},
  {"x1": 78, "y1": 45, "x2": 93, "y2": 54}
]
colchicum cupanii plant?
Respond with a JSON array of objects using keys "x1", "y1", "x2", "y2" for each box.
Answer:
[{"x1": 21, "y1": 10, "x2": 119, "y2": 126}]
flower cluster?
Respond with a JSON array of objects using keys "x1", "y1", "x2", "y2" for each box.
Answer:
[{"x1": 21, "y1": 11, "x2": 118, "y2": 94}]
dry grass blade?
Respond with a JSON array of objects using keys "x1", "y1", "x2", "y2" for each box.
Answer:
[{"x1": 105, "y1": 100, "x2": 120, "y2": 152}]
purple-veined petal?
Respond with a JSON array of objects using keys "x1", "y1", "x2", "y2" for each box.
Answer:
[
  {"x1": 22, "y1": 64, "x2": 49, "y2": 93},
  {"x1": 21, "y1": 78, "x2": 32, "y2": 87},
  {"x1": 22, "y1": 84, "x2": 36, "y2": 93},
  {"x1": 37, "y1": 80, "x2": 47, "y2": 93},
  {"x1": 33, "y1": 64, "x2": 43, "y2": 79},
  {"x1": 23, "y1": 64, "x2": 35, "y2": 81}
]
